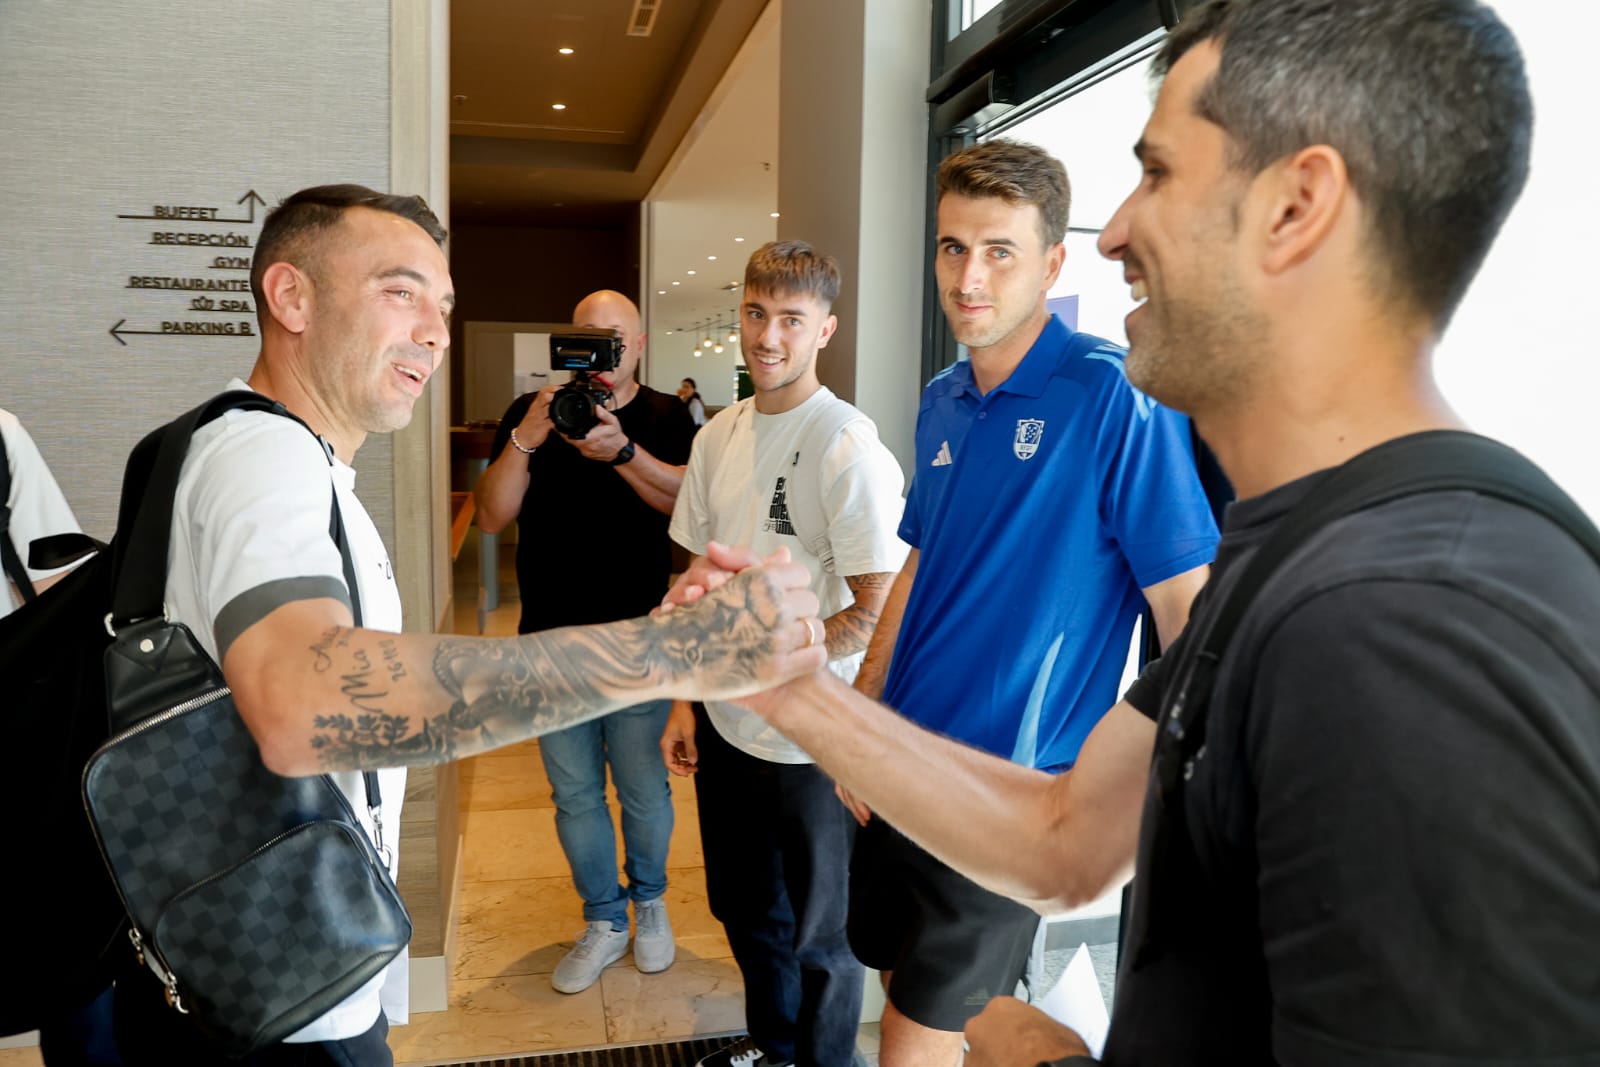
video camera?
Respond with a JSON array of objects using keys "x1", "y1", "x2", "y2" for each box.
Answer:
[{"x1": 548, "y1": 328, "x2": 624, "y2": 438}]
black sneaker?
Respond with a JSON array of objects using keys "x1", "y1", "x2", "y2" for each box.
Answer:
[{"x1": 695, "y1": 1036, "x2": 793, "y2": 1067}]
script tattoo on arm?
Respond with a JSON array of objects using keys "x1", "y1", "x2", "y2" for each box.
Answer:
[
  {"x1": 306, "y1": 568, "x2": 791, "y2": 771},
  {"x1": 824, "y1": 571, "x2": 894, "y2": 661}
]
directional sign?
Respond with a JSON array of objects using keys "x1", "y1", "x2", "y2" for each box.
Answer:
[{"x1": 113, "y1": 188, "x2": 267, "y2": 345}]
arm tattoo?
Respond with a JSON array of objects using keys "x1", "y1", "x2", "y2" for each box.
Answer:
[
  {"x1": 306, "y1": 568, "x2": 789, "y2": 771},
  {"x1": 824, "y1": 571, "x2": 893, "y2": 661}
]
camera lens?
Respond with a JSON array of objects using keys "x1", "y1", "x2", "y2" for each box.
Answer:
[{"x1": 549, "y1": 386, "x2": 597, "y2": 438}]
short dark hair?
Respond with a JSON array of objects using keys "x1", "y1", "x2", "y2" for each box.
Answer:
[
  {"x1": 681, "y1": 377, "x2": 697, "y2": 389},
  {"x1": 936, "y1": 139, "x2": 1071, "y2": 247},
  {"x1": 1157, "y1": 0, "x2": 1531, "y2": 326},
  {"x1": 250, "y1": 184, "x2": 447, "y2": 327},
  {"x1": 744, "y1": 240, "x2": 842, "y2": 308}
]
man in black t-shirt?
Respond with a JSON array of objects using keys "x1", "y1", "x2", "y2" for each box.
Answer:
[
  {"x1": 475, "y1": 289, "x2": 696, "y2": 994},
  {"x1": 658, "y1": 2, "x2": 1600, "y2": 1064}
]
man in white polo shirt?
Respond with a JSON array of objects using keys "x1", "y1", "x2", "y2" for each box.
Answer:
[{"x1": 108, "y1": 186, "x2": 830, "y2": 1067}]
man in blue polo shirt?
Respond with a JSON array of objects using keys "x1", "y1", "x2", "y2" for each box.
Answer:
[{"x1": 842, "y1": 139, "x2": 1218, "y2": 1067}]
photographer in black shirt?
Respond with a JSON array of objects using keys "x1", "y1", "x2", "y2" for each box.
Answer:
[{"x1": 476, "y1": 289, "x2": 696, "y2": 994}]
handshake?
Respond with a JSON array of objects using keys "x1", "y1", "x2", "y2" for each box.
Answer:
[{"x1": 645, "y1": 541, "x2": 829, "y2": 708}]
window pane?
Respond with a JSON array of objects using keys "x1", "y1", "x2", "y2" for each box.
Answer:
[{"x1": 965, "y1": 0, "x2": 1005, "y2": 29}]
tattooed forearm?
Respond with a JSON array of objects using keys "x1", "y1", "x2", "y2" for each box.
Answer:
[
  {"x1": 304, "y1": 564, "x2": 798, "y2": 773},
  {"x1": 825, "y1": 571, "x2": 893, "y2": 660}
]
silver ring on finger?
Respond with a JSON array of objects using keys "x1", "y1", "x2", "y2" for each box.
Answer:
[{"x1": 800, "y1": 616, "x2": 822, "y2": 649}]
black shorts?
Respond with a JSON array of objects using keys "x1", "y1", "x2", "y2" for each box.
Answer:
[{"x1": 847, "y1": 816, "x2": 1040, "y2": 1032}]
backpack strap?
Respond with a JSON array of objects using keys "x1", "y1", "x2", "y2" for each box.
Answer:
[
  {"x1": 106, "y1": 390, "x2": 386, "y2": 821},
  {"x1": 0, "y1": 425, "x2": 36, "y2": 605},
  {"x1": 1156, "y1": 429, "x2": 1600, "y2": 797},
  {"x1": 109, "y1": 390, "x2": 361, "y2": 629}
]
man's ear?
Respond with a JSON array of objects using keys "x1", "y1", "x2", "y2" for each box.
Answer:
[
  {"x1": 259, "y1": 261, "x2": 312, "y2": 335},
  {"x1": 1259, "y1": 145, "x2": 1348, "y2": 276},
  {"x1": 816, "y1": 314, "x2": 839, "y2": 349},
  {"x1": 1042, "y1": 240, "x2": 1066, "y2": 290}
]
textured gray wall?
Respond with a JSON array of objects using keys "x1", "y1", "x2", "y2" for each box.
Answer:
[{"x1": 0, "y1": 1, "x2": 394, "y2": 544}]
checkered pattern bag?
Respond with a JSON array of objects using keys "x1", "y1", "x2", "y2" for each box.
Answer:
[
  {"x1": 82, "y1": 632, "x2": 410, "y2": 1052},
  {"x1": 77, "y1": 392, "x2": 411, "y2": 1055}
]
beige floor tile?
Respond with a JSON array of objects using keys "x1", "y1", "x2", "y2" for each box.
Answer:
[
  {"x1": 459, "y1": 751, "x2": 553, "y2": 811},
  {"x1": 600, "y1": 957, "x2": 747, "y2": 1045},
  {"x1": 461, "y1": 807, "x2": 565, "y2": 882},
  {"x1": 454, "y1": 876, "x2": 586, "y2": 981},
  {"x1": 390, "y1": 973, "x2": 608, "y2": 1065},
  {"x1": 665, "y1": 810, "x2": 706, "y2": 870},
  {"x1": 0, "y1": 1048, "x2": 42, "y2": 1067}
]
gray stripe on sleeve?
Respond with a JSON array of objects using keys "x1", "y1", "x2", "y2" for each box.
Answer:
[{"x1": 214, "y1": 575, "x2": 352, "y2": 664}]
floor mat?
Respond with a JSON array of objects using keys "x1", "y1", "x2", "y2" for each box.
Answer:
[{"x1": 437, "y1": 1035, "x2": 738, "y2": 1066}]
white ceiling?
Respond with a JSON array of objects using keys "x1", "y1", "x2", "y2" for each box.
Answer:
[{"x1": 644, "y1": 1, "x2": 780, "y2": 338}]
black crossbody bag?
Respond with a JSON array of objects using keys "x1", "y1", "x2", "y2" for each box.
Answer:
[{"x1": 80, "y1": 391, "x2": 411, "y2": 1054}]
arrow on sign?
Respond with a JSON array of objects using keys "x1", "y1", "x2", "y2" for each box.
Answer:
[{"x1": 236, "y1": 189, "x2": 268, "y2": 223}]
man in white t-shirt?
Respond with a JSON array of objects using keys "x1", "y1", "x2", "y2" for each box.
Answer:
[
  {"x1": 0, "y1": 408, "x2": 84, "y2": 618},
  {"x1": 663, "y1": 240, "x2": 908, "y2": 1067},
  {"x1": 108, "y1": 187, "x2": 831, "y2": 1067}
]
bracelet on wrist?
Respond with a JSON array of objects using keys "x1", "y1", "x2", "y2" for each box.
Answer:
[
  {"x1": 609, "y1": 440, "x2": 636, "y2": 466},
  {"x1": 509, "y1": 428, "x2": 537, "y2": 455}
]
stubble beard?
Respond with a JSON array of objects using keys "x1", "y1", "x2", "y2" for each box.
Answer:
[
  {"x1": 1125, "y1": 286, "x2": 1263, "y2": 421},
  {"x1": 949, "y1": 308, "x2": 1027, "y2": 354}
]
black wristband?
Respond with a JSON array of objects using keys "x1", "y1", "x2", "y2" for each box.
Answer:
[{"x1": 609, "y1": 440, "x2": 636, "y2": 466}]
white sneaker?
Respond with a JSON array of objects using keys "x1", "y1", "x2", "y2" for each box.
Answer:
[
  {"x1": 633, "y1": 897, "x2": 677, "y2": 974},
  {"x1": 551, "y1": 921, "x2": 630, "y2": 994},
  {"x1": 695, "y1": 1036, "x2": 791, "y2": 1067}
]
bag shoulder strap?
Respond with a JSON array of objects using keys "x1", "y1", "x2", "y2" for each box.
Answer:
[
  {"x1": 1200, "y1": 430, "x2": 1600, "y2": 668},
  {"x1": 110, "y1": 390, "x2": 362, "y2": 627},
  {"x1": 1158, "y1": 429, "x2": 1600, "y2": 794},
  {"x1": 0, "y1": 424, "x2": 35, "y2": 604}
]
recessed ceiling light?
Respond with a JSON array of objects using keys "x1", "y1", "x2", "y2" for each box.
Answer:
[
  {"x1": 552, "y1": 103, "x2": 567, "y2": 110},
  {"x1": 734, "y1": 236, "x2": 745, "y2": 242},
  {"x1": 658, "y1": 289, "x2": 666, "y2": 295},
  {"x1": 687, "y1": 270, "x2": 697, "y2": 275},
  {"x1": 558, "y1": 47, "x2": 574, "y2": 55},
  {"x1": 707, "y1": 255, "x2": 717, "y2": 261},
  {"x1": 666, "y1": 330, "x2": 674, "y2": 335},
  {"x1": 770, "y1": 211, "x2": 780, "y2": 218},
  {"x1": 672, "y1": 281, "x2": 680, "y2": 286}
]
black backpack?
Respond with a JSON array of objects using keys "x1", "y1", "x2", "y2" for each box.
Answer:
[{"x1": 0, "y1": 391, "x2": 329, "y2": 1036}]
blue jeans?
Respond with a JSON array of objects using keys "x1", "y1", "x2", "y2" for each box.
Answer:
[
  {"x1": 693, "y1": 704, "x2": 864, "y2": 1067},
  {"x1": 539, "y1": 699, "x2": 674, "y2": 930}
]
